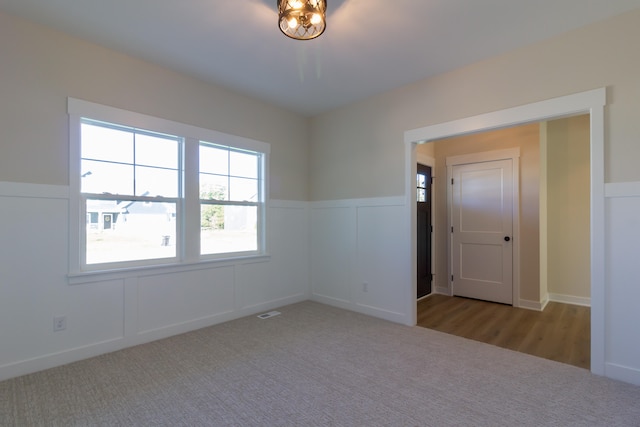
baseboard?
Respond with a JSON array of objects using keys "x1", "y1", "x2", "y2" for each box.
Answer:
[
  {"x1": 548, "y1": 293, "x2": 591, "y2": 307},
  {"x1": 435, "y1": 286, "x2": 451, "y2": 295},
  {"x1": 0, "y1": 337, "x2": 126, "y2": 382},
  {"x1": 310, "y1": 293, "x2": 407, "y2": 324},
  {"x1": 605, "y1": 362, "x2": 640, "y2": 387},
  {"x1": 0, "y1": 293, "x2": 309, "y2": 382},
  {"x1": 518, "y1": 298, "x2": 547, "y2": 311},
  {"x1": 354, "y1": 303, "x2": 407, "y2": 324}
]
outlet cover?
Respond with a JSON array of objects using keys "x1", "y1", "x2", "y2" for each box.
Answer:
[{"x1": 53, "y1": 316, "x2": 66, "y2": 332}]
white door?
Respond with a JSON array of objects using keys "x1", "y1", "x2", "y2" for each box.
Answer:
[{"x1": 451, "y1": 159, "x2": 513, "y2": 305}]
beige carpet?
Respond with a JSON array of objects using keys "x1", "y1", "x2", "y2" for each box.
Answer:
[{"x1": 2, "y1": 301, "x2": 640, "y2": 426}]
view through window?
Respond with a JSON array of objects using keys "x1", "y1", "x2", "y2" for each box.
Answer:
[{"x1": 69, "y1": 100, "x2": 268, "y2": 273}]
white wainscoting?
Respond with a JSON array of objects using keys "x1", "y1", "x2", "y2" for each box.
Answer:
[
  {"x1": 0, "y1": 181, "x2": 309, "y2": 381},
  {"x1": 603, "y1": 182, "x2": 640, "y2": 385},
  {"x1": 310, "y1": 197, "x2": 410, "y2": 324}
]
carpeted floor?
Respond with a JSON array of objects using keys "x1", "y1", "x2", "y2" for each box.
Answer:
[{"x1": 1, "y1": 301, "x2": 640, "y2": 426}]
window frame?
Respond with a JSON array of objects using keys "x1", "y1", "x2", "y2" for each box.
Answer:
[
  {"x1": 68, "y1": 98, "x2": 270, "y2": 277},
  {"x1": 198, "y1": 142, "x2": 264, "y2": 257}
]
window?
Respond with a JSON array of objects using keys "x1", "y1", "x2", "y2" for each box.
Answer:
[
  {"x1": 81, "y1": 119, "x2": 181, "y2": 265},
  {"x1": 69, "y1": 98, "x2": 269, "y2": 274},
  {"x1": 199, "y1": 143, "x2": 261, "y2": 255}
]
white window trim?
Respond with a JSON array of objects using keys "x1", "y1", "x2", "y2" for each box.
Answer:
[{"x1": 68, "y1": 97, "x2": 270, "y2": 279}]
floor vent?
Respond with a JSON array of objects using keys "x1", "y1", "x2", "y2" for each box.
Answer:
[{"x1": 257, "y1": 311, "x2": 281, "y2": 319}]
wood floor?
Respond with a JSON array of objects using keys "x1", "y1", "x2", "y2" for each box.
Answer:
[{"x1": 417, "y1": 294, "x2": 590, "y2": 369}]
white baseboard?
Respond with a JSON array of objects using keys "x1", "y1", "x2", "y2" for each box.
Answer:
[
  {"x1": 0, "y1": 293, "x2": 308, "y2": 383},
  {"x1": 311, "y1": 293, "x2": 407, "y2": 324},
  {"x1": 518, "y1": 298, "x2": 547, "y2": 311},
  {"x1": 605, "y1": 362, "x2": 640, "y2": 387},
  {"x1": 548, "y1": 293, "x2": 591, "y2": 307}
]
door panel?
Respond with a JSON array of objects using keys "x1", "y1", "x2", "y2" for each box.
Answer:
[{"x1": 452, "y1": 159, "x2": 513, "y2": 304}]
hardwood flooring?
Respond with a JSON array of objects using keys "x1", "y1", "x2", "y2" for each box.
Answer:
[{"x1": 417, "y1": 294, "x2": 590, "y2": 369}]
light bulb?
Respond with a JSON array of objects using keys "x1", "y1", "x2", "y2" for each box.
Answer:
[
  {"x1": 287, "y1": 17, "x2": 298, "y2": 29},
  {"x1": 310, "y1": 13, "x2": 322, "y2": 25},
  {"x1": 291, "y1": 0, "x2": 303, "y2": 9}
]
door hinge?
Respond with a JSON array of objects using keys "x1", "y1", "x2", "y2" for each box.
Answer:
[
  {"x1": 451, "y1": 178, "x2": 454, "y2": 185},
  {"x1": 451, "y1": 226, "x2": 454, "y2": 233},
  {"x1": 451, "y1": 275, "x2": 454, "y2": 282},
  {"x1": 431, "y1": 176, "x2": 434, "y2": 184},
  {"x1": 430, "y1": 274, "x2": 434, "y2": 282},
  {"x1": 430, "y1": 225, "x2": 434, "y2": 232}
]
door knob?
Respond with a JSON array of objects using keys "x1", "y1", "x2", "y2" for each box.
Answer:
[{"x1": 504, "y1": 236, "x2": 511, "y2": 242}]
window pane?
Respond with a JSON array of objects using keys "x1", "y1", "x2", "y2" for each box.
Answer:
[
  {"x1": 81, "y1": 122, "x2": 133, "y2": 164},
  {"x1": 200, "y1": 174, "x2": 228, "y2": 200},
  {"x1": 136, "y1": 166, "x2": 179, "y2": 198},
  {"x1": 201, "y1": 205, "x2": 257, "y2": 255},
  {"x1": 81, "y1": 160, "x2": 134, "y2": 195},
  {"x1": 417, "y1": 189, "x2": 426, "y2": 202},
  {"x1": 86, "y1": 199, "x2": 176, "y2": 265},
  {"x1": 135, "y1": 133, "x2": 179, "y2": 169},
  {"x1": 417, "y1": 174, "x2": 426, "y2": 188},
  {"x1": 229, "y1": 177, "x2": 258, "y2": 202},
  {"x1": 230, "y1": 151, "x2": 258, "y2": 179},
  {"x1": 200, "y1": 144, "x2": 229, "y2": 175}
]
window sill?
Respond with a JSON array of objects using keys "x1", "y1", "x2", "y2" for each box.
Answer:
[{"x1": 67, "y1": 254, "x2": 271, "y2": 285}]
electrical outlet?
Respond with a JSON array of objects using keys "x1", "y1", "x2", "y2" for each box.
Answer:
[{"x1": 53, "y1": 316, "x2": 66, "y2": 332}]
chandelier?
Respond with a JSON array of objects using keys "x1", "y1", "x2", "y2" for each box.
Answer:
[{"x1": 278, "y1": 0, "x2": 327, "y2": 40}]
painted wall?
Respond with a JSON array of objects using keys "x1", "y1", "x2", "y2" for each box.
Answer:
[
  {"x1": 0, "y1": 12, "x2": 309, "y2": 200},
  {"x1": 309, "y1": 9, "x2": 640, "y2": 384},
  {"x1": 310, "y1": 9, "x2": 640, "y2": 200},
  {"x1": 0, "y1": 12, "x2": 310, "y2": 381},
  {"x1": 546, "y1": 115, "x2": 591, "y2": 303}
]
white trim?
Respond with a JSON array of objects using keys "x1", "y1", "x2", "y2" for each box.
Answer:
[
  {"x1": 404, "y1": 88, "x2": 605, "y2": 144},
  {"x1": 605, "y1": 363, "x2": 640, "y2": 387},
  {"x1": 519, "y1": 298, "x2": 548, "y2": 311},
  {"x1": 604, "y1": 181, "x2": 640, "y2": 198},
  {"x1": 404, "y1": 87, "x2": 607, "y2": 376},
  {"x1": 446, "y1": 150, "x2": 521, "y2": 307},
  {"x1": 67, "y1": 98, "x2": 270, "y2": 276},
  {"x1": 310, "y1": 196, "x2": 405, "y2": 209},
  {"x1": 548, "y1": 293, "x2": 591, "y2": 307},
  {"x1": 67, "y1": 255, "x2": 272, "y2": 285},
  {"x1": 434, "y1": 286, "x2": 451, "y2": 295},
  {"x1": 310, "y1": 293, "x2": 406, "y2": 324},
  {"x1": 0, "y1": 181, "x2": 69, "y2": 199},
  {"x1": 0, "y1": 292, "x2": 307, "y2": 382},
  {"x1": 68, "y1": 98, "x2": 270, "y2": 154},
  {"x1": 269, "y1": 199, "x2": 308, "y2": 209},
  {"x1": 445, "y1": 148, "x2": 520, "y2": 166}
]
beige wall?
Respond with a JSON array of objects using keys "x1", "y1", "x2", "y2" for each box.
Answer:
[
  {"x1": 0, "y1": 12, "x2": 309, "y2": 200},
  {"x1": 310, "y1": 9, "x2": 640, "y2": 201},
  {"x1": 419, "y1": 124, "x2": 541, "y2": 302},
  {"x1": 546, "y1": 115, "x2": 591, "y2": 299}
]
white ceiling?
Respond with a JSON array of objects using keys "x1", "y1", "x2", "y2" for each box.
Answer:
[{"x1": 2, "y1": 0, "x2": 640, "y2": 116}]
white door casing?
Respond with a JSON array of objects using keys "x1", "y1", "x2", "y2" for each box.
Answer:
[
  {"x1": 405, "y1": 87, "x2": 606, "y2": 376},
  {"x1": 450, "y1": 159, "x2": 514, "y2": 305}
]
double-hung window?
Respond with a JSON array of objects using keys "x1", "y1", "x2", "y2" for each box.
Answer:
[
  {"x1": 199, "y1": 143, "x2": 262, "y2": 255},
  {"x1": 80, "y1": 119, "x2": 182, "y2": 266},
  {"x1": 68, "y1": 98, "x2": 268, "y2": 275}
]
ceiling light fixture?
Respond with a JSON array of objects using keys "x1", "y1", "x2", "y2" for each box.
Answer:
[{"x1": 278, "y1": 0, "x2": 327, "y2": 40}]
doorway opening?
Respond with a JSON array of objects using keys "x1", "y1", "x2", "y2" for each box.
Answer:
[
  {"x1": 414, "y1": 119, "x2": 591, "y2": 368},
  {"x1": 404, "y1": 88, "x2": 606, "y2": 375}
]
